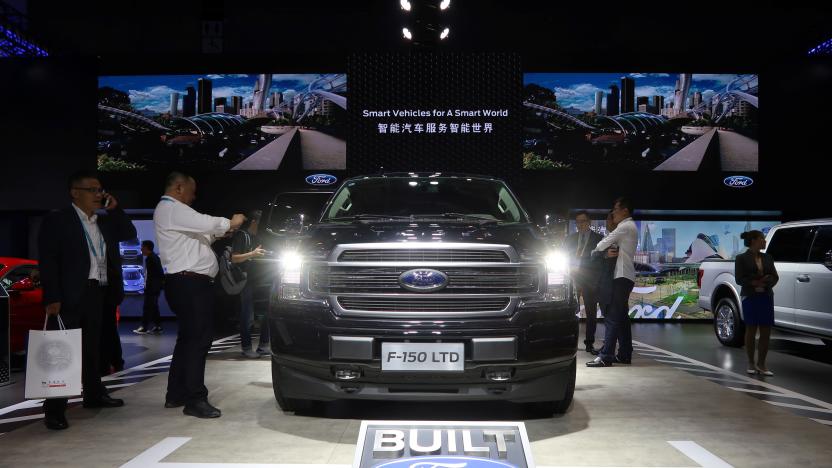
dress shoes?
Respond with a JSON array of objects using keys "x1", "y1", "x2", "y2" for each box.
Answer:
[
  {"x1": 586, "y1": 357, "x2": 613, "y2": 367},
  {"x1": 585, "y1": 344, "x2": 600, "y2": 355},
  {"x1": 82, "y1": 394, "x2": 124, "y2": 408},
  {"x1": 614, "y1": 356, "x2": 631, "y2": 365},
  {"x1": 183, "y1": 400, "x2": 221, "y2": 419},
  {"x1": 165, "y1": 400, "x2": 185, "y2": 408},
  {"x1": 43, "y1": 413, "x2": 69, "y2": 430}
]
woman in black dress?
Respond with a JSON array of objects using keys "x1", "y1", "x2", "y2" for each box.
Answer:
[{"x1": 735, "y1": 230, "x2": 779, "y2": 376}]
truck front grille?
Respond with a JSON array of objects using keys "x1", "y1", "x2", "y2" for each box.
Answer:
[
  {"x1": 309, "y1": 266, "x2": 538, "y2": 294},
  {"x1": 337, "y1": 296, "x2": 511, "y2": 315},
  {"x1": 337, "y1": 249, "x2": 509, "y2": 263}
]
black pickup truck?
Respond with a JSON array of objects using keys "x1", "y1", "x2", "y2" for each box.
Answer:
[{"x1": 266, "y1": 173, "x2": 578, "y2": 415}]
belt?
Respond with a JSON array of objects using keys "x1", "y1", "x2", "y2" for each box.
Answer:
[{"x1": 169, "y1": 271, "x2": 213, "y2": 281}]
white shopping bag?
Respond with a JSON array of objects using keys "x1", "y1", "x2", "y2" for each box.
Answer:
[{"x1": 25, "y1": 315, "x2": 83, "y2": 399}]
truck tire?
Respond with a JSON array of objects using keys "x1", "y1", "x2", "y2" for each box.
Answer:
[
  {"x1": 714, "y1": 296, "x2": 745, "y2": 347},
  {"x1": 271, "y1": 360, "x2": 315, "y2": 412},
  {"x1": 530, "y1": 358, "x2": 576, "y2": 416}
]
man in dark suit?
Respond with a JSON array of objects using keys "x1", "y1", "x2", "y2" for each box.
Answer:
[
  {"x1": 564, "y1": 210, "x2": 604, "y2": 354},
  {"x1": 135, "y1": 240, "x2": 165, "y2": 334},
  {"x1": 38, "y1": 170, "x2": 137, "y2": 430}
]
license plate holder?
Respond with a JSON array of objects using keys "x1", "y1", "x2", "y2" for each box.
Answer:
[{"x1": 381, "y1": 342, "x2": 464, "y2": 372}]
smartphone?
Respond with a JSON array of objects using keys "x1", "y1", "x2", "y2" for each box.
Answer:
[{"x1": 103, "y1": 195, "x2": 111, "y2": 208}]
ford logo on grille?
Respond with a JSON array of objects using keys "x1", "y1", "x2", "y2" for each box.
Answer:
[
  {"x1": 723, "y1": 175, "x2": 754, "y2": 188},
  {"x1": 399, "y1": 269, "x2": 448, "y2": 292},
  {"x1": 305, "y1": 174, "x2": 337, "y2": 186},
  {"x1": 376, "y1": 456, "x2": 515, "y2": 468}
]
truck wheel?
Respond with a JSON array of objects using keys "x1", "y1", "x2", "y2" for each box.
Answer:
[
  {"x1": 271, "y1": 360, "x2": 314, "y2": 412},
  {"x1": 530, "y1": 358, "x2": 576, "y2": 416},
  {"x1": 714, "y1": 296, "x2": 745, "y2": 347}
]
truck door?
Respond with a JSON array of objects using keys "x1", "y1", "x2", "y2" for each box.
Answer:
[
  {"x1": 794, "y1": 225, "x2": 832, "y2": 336},
  {"x1": 765, "y1": 226, "x2": 814, "y2": 327}
]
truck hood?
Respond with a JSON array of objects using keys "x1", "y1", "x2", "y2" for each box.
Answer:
[{"x1": 301, "y1": 221, "x2": 553, "y2": 259}]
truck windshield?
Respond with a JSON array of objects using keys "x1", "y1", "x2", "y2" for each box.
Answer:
[{"x1": 322, "y1": 177, "x2": 529, "y2": 224}]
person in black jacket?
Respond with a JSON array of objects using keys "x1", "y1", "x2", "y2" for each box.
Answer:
[
  {"x1": 38, "y1": 170, "x2": 137, "y2": 430},
  {"x1": 735, "y1": 230, "x2": 779, "y2": 376},
  {"x1": 564, "y1": 210, "x2": 604, "y2": 354},
  {"x1": 135, "y1": 240, "x2": 165, "y2": 334}
]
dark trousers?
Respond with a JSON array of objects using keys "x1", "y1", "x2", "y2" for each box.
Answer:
[
  {"x1": 578, "y1": 285, "x2": 599, "y2": 347},
  {"x1": 43, "y1": 283, "x2": 107, "y2": 416},
  {"x1": 239, "y1": 284, "x2": 270, "y2": 351},
  {"x1": 142, "y1": 293, "x2": 161, "y2": 329},
  {"x1": 599, "y1": 278, "x2": 634, "y2": 363},
  {"x1": 164, "y1": 274, "x2": 214, "y2": 404},
  {"x1": 100, "y1": 300, "x2": 124, "y2": 374}
]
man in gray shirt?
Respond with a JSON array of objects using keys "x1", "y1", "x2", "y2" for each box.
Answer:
[{"x1": 587, "y1": 197, "x2": 638, "y2": 367}]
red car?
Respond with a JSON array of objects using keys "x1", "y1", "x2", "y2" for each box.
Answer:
[{"x1": 0, "y1": 257, "x2": 43, "y2": 354}]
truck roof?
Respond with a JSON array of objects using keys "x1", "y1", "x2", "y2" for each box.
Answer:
[
  {"x1": 344, "y1": 172, "x2": 503, "y2": 182},
  {"x1": 774, "y1": 218, "x2": 832, "y2": 228}
]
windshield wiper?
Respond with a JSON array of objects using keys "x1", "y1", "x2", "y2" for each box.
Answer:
[
  {"x1": 410, "y1": 213, "x2": 501, "y2": 224},
  {"x1": 325, "y1": 214, "x2": 413, "y2": 222}
]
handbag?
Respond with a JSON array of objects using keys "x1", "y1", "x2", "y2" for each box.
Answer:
[{"x1": 25, "y1": 315, "x2": 83, "y2": 399}]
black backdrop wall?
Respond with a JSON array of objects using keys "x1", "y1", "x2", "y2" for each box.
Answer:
[{"x1": 1, "y1": 52, "x2": 831, "y2": 258}]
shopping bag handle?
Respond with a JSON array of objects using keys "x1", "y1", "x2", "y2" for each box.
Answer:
[{"x1": 43, "y1": 314, "x2": 66, "y2": 331}]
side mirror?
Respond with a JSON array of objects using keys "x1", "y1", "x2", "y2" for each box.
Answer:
[{"x1": 10, "y1": 277, "x2": 36, "y2": 292}]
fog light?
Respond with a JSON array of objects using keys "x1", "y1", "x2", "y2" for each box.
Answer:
[
  {"x1": 280, "y1": 285, "x2": 302, "y2": 300},
  {"x1": 334, "y1": 369, "x2": 361, "y2": 380},
  {"x1": 485, "y1": 368, "x2": 512, "y2": 382}
]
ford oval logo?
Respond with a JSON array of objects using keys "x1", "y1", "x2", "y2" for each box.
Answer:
[
  {"x1": 399, "y1": 269, "x2": 448, "y2": 292},
  {"x1": 375, "y1": 456, "x2": 515, "y2": 468},
  {"x1": 723, "y1": 175, "x2": 754, "y2": 188},
  {"x1": 305, "y1": 174, "x2": 337, "y2": 186}
]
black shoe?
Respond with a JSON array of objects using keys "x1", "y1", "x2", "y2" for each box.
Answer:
[
  {"x1": 151, "y1": 325, "x2": 163, "y2": 334},
  {"x1": 256, "y1": 345, "x2": 270, "y2": 356},
  {"x1": 586, "y1": 357, "x2": 613, "y2": 367},
  {"x1": 183, "y1": 400, "x2": 221, "y2": 419},
  {"x1": 82, "y1": 395, "x2": 124, "y2": 408},
  {"x1": 614, "y1": 356, "x2": 631, "y2": 365},
  {"x1": 241, "y1": 349, "x2": 261, "y2": 359},
  {"x1": 165, "y1": 400, "x2": 185, "y2": 408},
  {"x1": 585, "y1": 344, "x2": 600, "y2": 355},
  {"x1": 44, "y1": 413, "x2": 69, "y2": 430}
]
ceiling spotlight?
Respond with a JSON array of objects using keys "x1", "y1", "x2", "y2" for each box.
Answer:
[
  {"x1": 402, "y1": 27, "x2": 413, "y2": 40},
  {"x1": 400, "y1": 0, "x2": 411, "y2": 11},
  {"x1": 440, "y1": 27, "x2": 450, "y2": 40},
  {"x1": 440, "y1": 0, "x2": 451, "y2": 10}
]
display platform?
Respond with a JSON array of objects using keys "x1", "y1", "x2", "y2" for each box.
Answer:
[{"x1": 0, "y1": 339, "x2": 830, "y2": 468}]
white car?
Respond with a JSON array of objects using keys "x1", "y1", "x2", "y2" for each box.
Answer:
[{"x1": 698, "y1": 219, "x2": 832, "y2": 347}]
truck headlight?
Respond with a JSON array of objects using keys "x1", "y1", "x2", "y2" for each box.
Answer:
[
  {"x1": 544, "y1": 251, "x2": 569, "y2": 302},
  {"x1": 279, "y1": 251, "x2": 303, "y2": 300}
]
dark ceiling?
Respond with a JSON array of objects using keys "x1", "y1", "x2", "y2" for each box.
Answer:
[{"x1": 22, "y1": 0, "x2": 831, "y2": 64}]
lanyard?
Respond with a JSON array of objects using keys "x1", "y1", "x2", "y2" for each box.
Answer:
[{"x1": 80, "y1": 219, "x2": 106, "y2": 260}]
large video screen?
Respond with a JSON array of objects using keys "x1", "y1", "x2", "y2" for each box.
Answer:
[
  {"x1": 523, "y1": 73, "x2": 758, "y2": 172},
  {"x1": 569, "y1": 218, "x2": 778, "y2": 319},
  {"x1": 97, "y1": 73, "x2": 347, "y2": 172}
]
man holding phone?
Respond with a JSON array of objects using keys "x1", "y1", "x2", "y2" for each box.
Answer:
[{"x1": 38, "y1": 170, "x2": 137, "y2": 430}]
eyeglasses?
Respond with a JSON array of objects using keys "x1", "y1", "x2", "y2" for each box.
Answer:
[{"x1": 72, "y1": 187, "x2": 106, "y2": 194}]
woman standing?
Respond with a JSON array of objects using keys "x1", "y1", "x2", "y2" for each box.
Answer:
[{"x1": 735, "y1": 230, "x2": 779, "y2": 376}]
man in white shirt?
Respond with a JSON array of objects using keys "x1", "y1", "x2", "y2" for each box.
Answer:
[
  {"x1": 154, "y1": 172, "x2": 244, "y2": 418},
  {"x1": 587, "y1": 197, "x2": 638, "y2": 367}
]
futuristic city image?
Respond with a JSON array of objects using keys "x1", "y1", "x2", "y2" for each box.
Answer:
[
  {"x1": 523, "y1": 73, "x2": 759, "y2": 171},
  {"x1": 97, "y1": 73, "x2": 347, "y2": 171}
]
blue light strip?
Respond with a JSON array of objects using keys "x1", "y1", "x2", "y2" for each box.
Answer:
[
  {"x1": 0, "y1": 24, "x2": 48, "y2": 57},
  {"x1": 808, "y1": 37, "x2": 832, "y2": 56}
]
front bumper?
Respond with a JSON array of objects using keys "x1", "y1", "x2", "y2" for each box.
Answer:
[{"x1": 269, "y1": 297, "x2": 578, "y2": 403}]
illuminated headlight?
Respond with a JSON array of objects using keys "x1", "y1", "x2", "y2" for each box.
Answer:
[
  {"x1": 544, "y1": 251, "x2": 569, "y2": 302},
  {"x1": 279, "y1": 251, "x2": 303, "y2": 300}
]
